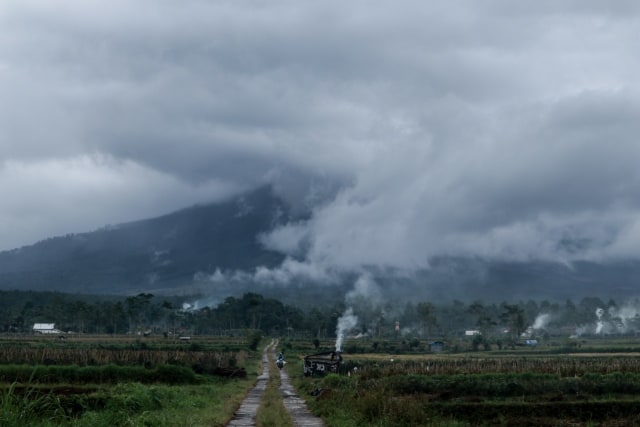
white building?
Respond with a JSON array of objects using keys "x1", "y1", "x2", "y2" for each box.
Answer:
[{"x1": 33, "y1": 323, "x2": 62, "y2": 334}]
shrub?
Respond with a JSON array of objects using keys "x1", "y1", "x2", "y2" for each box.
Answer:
[
  {"x1": 154, "y1": 364, "x2": 196, "y2": 384},
  {"x1": 103, "y1": 383, "x2": 163, "y2": 415},
  {"x1": 247, "y1": 331, "x2": 262, "y2": 351},
  {"x1": 321, "y1": 373, "x2": 353, "y2": 389},
  {"x1": 0, "y1": 381, "x2": 66, "y2": 425},
  {"x1": 0, "y1": 364, "x2": 200, "y2": 385}
]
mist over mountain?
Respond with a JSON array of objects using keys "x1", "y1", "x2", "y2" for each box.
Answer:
[
  {"x1": 413, "y1": 258, "x2": 640, "y2": 303},
  {"x1": 3, "y1": 2, "x2": 640, "y2": 308},
  {"x1": 0, "y1": 187, "x2": 288, "y2": 295},
  {"x1": 0, "y1": 186, "x2": 639, "y2": 304}
]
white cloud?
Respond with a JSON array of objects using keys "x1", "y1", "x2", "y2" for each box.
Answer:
[
  {"x1": 1, "y1": 0, "x2": 640, "y2": 273},
  {"x1": 0, "y1": 155, "x2": 239, "y2": 249}
]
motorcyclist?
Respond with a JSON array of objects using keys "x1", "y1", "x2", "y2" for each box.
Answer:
[{"x1": 277, "y1": 351, "x2": 284, "y2": 369}]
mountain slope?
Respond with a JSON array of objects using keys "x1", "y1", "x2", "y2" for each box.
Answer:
[
  {"x1": 0, "y1": 187, "x2": 288, "y2": 294},
  {"x1": 2, "y1": 185, "x2": 640, "y2": 302}
]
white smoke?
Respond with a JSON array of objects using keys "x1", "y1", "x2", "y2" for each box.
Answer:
[
  {"x1": 574, "y1": 301, "x2": 640, "y2": 337},
  {"x1": 253, "y1": 258, "x2": 337, "y2": 286},
  {"x1": 346, "y1": 273, "x2": 383, "y2": 306},
  {"x1": 610, "y1": 303, "x2": 640, "y2": 333},
  {"x1": 335, "y1": 307, "x2": 358, "y2": 352},
  {"x1": 595, "y1": 307, "x2": 605, "y2": 334},
  {"x1": 181, "y1": 296, "x2": 221, "y2": 311},
  {"x1": 334, "y1": 273, "x2": 385, "y2": 351},
  {"x1": 532, "y1": 313, "x2": 551, "y2": 330},
  {"x1": 574, "y1": 307, "x2": 607, "y2": 337}
]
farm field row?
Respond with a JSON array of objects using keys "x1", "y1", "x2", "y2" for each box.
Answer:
[
  {"x1": 4, "y1": 334, "x2": 640, "y2": 426},
  {"x1": 285, "y1": 337, "x2": 640, "y2": 426},
  {"x1": 0, "y1": 334, "x2": 261, "y2": 426}
]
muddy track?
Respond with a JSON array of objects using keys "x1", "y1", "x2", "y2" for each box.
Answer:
[
  {"x1": 227, "y1": 339, "x2": 324, "y2": 427},
  {"x1": 275, "y1": 347, "x2": 325, "y2": 427},
  {"x1": 226, "y1": 339, "x2": 275, "y2": 426}
]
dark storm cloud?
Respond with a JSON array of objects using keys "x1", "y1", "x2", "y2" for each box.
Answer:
[{"x1": 1, "y1": 1, "x2": 640, "y2": 276}]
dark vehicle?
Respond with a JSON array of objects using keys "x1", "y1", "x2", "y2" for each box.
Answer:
[
  {"x1": 303, "y1": 350, "x2": 342, "y2": 376},
  {"x1": 277, "y1": 352, "x2": 285, "y2": 369}
]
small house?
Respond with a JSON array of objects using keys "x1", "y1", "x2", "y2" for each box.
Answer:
[
  {"x1": 429, "y1": 341, "x2": 445, "y2": 353},
  {"x1": 33, "y1": 323, "x2": 61, "y2": 334}
]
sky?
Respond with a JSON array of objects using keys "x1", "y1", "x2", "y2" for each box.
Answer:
[{"x1": 1, "y1": 1, "x2": 640, "y2": 278}]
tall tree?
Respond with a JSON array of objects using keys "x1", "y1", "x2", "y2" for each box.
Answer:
[
  {"x1": 500, "y1": 303, "x2": 527, "y2": 343},
  {"x1": 417, "y1": 302, "x2": 438, "y2": 337}
]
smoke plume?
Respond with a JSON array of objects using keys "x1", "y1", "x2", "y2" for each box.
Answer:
[
  {"x1": 335, "y1": 307, "x2": 358, "y2": 352},
  {"x1": 532, "y1": 313, "x2": 551, "y2": 330}
]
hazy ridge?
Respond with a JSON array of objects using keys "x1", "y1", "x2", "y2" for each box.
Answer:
[
  {"x1": 0, "y1": 187, "x2": 287, "y2": 294},
  {"x1": 1, "y1": 186, "x2": 639, "y2": 303}
]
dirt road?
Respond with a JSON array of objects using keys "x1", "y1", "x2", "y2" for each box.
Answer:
[{"x1": 227, "y1": 339, "x2": 324, "y2": 426}]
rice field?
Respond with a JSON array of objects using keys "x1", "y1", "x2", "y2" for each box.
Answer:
[
  {"x1": 288, "y1": 337, "x2": 640, "y2": 426},
  {"x1": 0, "y1": 333, "x2": 261, "y2": 426}
]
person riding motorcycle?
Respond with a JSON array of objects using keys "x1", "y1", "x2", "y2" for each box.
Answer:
[{"x1": 276, "y1": 351, "x2": 285, "y2": 369}]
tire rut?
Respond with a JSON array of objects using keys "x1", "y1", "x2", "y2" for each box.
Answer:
[
  {"x1": 227, "y1": 339, "x2": 324, "y2": 427},
  {"x1": 275, "y1": 348, "x2": 325, "y2": 427},
  {"x1": 226, "y1": 339, "x2": 275, "y2": 426}
]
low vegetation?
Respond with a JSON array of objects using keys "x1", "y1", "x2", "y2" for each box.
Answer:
[
  {"x1": 288, "y1": 340, "x2": 640, "y2": 426},
  {"x1": 0, "y1": 335, "x2": 262, "y2": 426},
  {"x1": 1, "y1": 379, "x2": 255, "y2": 427},
  {"x1": 5, "y1": 289, "x2": 640, "y2": 425}
]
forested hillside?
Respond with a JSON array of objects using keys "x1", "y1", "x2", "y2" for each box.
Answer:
[{"x1": 0, "y1": 187, "x2": 287, "y2": 294}]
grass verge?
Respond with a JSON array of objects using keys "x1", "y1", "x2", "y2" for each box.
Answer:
[
  {"x1": 0, "y1": 380, "x2": 255, "y2": 427},
  {"x1": 0, "y1": 344, "x2": 264, "y2": 427}
]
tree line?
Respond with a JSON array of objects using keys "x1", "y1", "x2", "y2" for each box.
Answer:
[{"x1": 0, "y1": 290, "x2": 633, "y2": 343}]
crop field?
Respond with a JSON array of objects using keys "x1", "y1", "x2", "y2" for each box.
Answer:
[
  {"x1": 0, "y1": 334, "x2": 260, "y2": 426},
  {"x1": 6, "y1": 333, "x2": 640, "y2": 426},
  {"x1": 288, "y1": 337, "x2": 640, "y2": 426}
]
